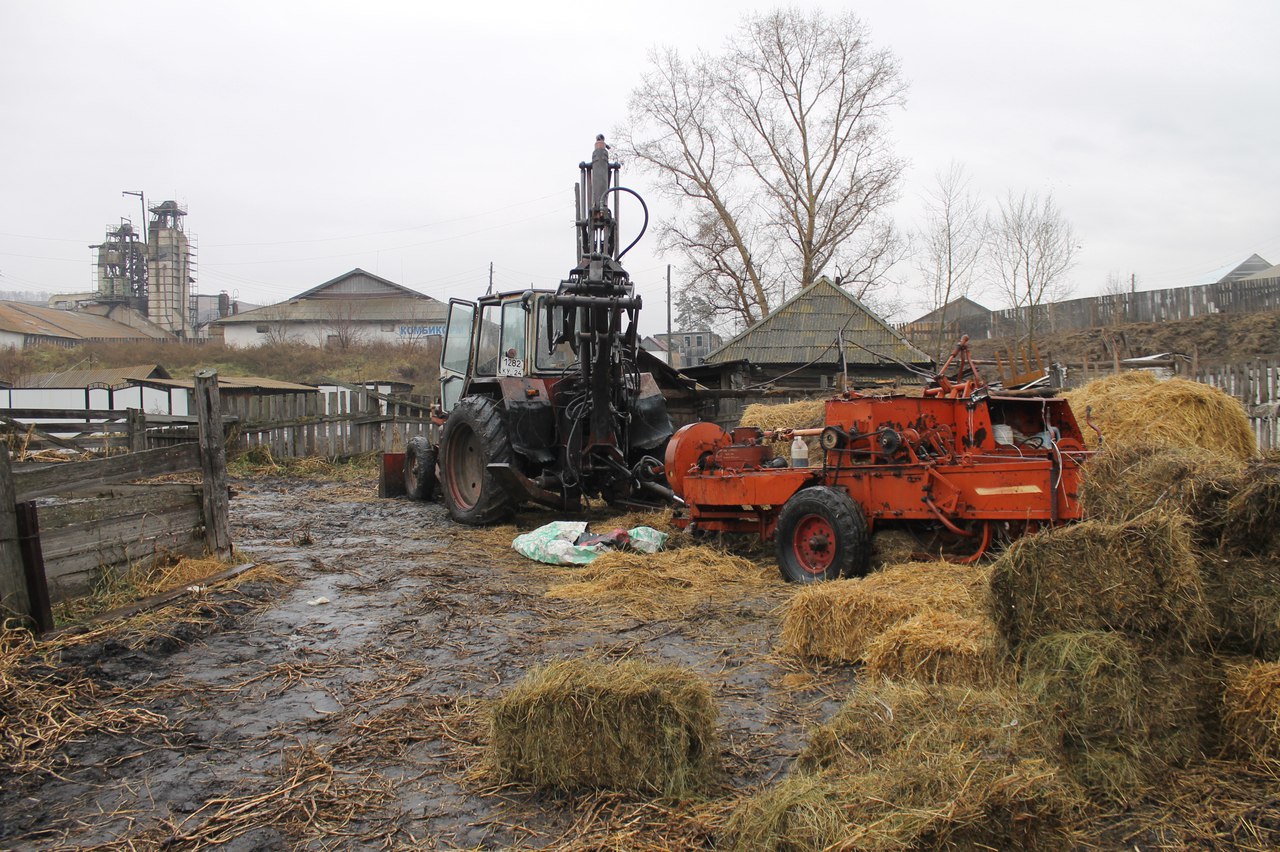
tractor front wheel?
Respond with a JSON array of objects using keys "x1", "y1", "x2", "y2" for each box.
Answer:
[
  {"x1": 775, "y1": 486, "x2": 869, "y2": 583},
  {"x1": 439, "y1": 395, "x2": 515, "y2": 525},
  {"x1": 403, "y1": 436, "x2": 437, "y2": 501}
]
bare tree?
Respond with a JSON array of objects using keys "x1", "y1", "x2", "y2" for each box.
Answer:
[
  {"x1": 322, "y1": 301, "x2": 365, "y2": 351},
  {"x1": 987, "y1": 191, "x2": 1078, "y2": 346},
  {"x1": 619, "y1": 8, "x2": 906, "y2": 329},
  {"x1": 916, "y1": 162, "x2": 985, "y2": 360}
]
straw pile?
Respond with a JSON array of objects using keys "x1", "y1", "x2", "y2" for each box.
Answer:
[
  {"x1": 861, "y1": 610, "x2": 1003, "y2": 686},
  {"x1": 870, "y1": 527, "x2": 921, "y2": 568},
  {"x1": 1200, "y1": 554, "x2": 1280, "y2": 657},
  {"x1": 989, "y1": 512, "x2": 1209, "y2": 652},
  {"x1": 1063, "y1": 371, "x2": 1255, "y2": 461},
  {"x1": 544, "y1": 546, "x2": 773, "y2": 619},
  {"x1": 780, "y1": 562, "x2": 990, "y2": 663},
  {"x1": 738, "y1": 398, "x2": 827, "y2": 456},
  {"x1": 1080, "y1": 441, "x2": 1243, "y2": 533},
  {"x1": 1223, "y1": 661, "x2": 1280, "y2": 766},
  {"x1": 725, "y1": 681, "x2": 1078, "y2": 851},
  {"x1": 487, "y1": 658, "x2": 718, "y2": 797}
]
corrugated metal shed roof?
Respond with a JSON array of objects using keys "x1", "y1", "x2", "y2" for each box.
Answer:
[
  {"x1": 707, "y1": 278, "x2": 931, "y2": 367},
  {"x1": 18, "y1": 364, "x2": 171, "y2": 389},
  {"x1": 0, "y1": 302, "x2": 170, "y2": 341},
  {"x1": 216, "y1": 295, "x2": 446, "y2": 325},
  {"x1": 293, "y1": 268, "x2": 427, "y2": 301}
]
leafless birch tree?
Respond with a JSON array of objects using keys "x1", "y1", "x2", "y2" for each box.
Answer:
[
  {"x1": 916, "y1": 162, "x2": 985, "y2": 360},
  {"x1": 618, "y1": 9, "x2": 906, "y2": 331},
  {"x1": 987, "y1": 190, "x2": 1078, "y2": 346}
]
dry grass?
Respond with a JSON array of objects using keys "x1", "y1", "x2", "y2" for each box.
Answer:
[
  {"x1": 487, "y1": 658, "x2": 718, "y2": 797},
  {"x1": 0, "y1": 626, "x2": 172, "y2": 776},
  {"x1": 544, "y1": 546, "x2": 776, "y2": 620},
  {"x1": 779, "y1": 562, "x2": 991, "y2": 663},
  {"x1": 228, "y1": 445, "x2": 381, "y2": 480},
  {"x1": 1221, "y1": 456, "x2": 1280, "y2": 557},
  {"x1": 1223, "y1": 660, "x2": 1280, "y2": 767},
  {"x1": 1064, "y1": 371, "x2": 1255, "y2": 460},
  {"x1": 160, "y1": 745, "x2": 401, "y2": 849},
  {"x1": 861, "y1": 610, "x2": 1004, "y2": 687},
  {"x1": 989, "y1": 511, "x2": 1209, "y2": 654},
  {"x1": 52, "y1": 555, "x2": 258, "y2": 625}
]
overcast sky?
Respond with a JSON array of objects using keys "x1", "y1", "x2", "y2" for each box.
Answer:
[{"x1": 2, "y1": 0, "x2": 1278, "y2": 332}]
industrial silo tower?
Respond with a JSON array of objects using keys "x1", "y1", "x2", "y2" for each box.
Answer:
[
  {"x1": 91, "y1": 221, "x2": 148, "y2": 310},
  {"x1": 146, "y1": 200, "x2": 195, "y2": 338}
]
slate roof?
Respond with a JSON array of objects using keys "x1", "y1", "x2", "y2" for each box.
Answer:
[
  {"x1": 706, "y1": 278, "x2": 932, "y2": 367},
  {"x1": 17, "y1": 364, "x2": 171, "y2": 389},
  {"x1": 215, "y1": 269, "x2": 445, "y2": 325},
  {"x1": 0, "y1": 302, "x2": 170, "y2": 342},
  {"x1": 906, "y1": 296, "x2": 993, "y2": 327}
]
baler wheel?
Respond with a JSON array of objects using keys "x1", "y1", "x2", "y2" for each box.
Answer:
[
  {"x1": 776, "y1": 486, "x2": 869, "y2": 583},
  {"x1": 439, "y1": 395, "x2": 515, "y2": 525},
  {"x1": 403, "y1": 437, "x2": 438, "y2": 501}
]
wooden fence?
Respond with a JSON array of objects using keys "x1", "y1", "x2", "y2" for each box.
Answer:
[{"x1": 0, "y1": 372, "x2": 231, "y2": 632}]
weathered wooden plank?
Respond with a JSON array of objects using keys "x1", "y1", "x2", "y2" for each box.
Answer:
[
  {"x1": 12, "y1": 443, "x2": 201, "y2": 502},
  {"x1": 40, "y1": 502, "x2": 202, "y2": 566},
  {"x1": 195, "y1": 371, "x2": 232, "y2": 557},
  {"x1": 38, "y1": 485, "x2": 201, "y2": 529},
  {"x1": 0, "y1": 447, "x2": 32, "y2": 625},
  {"x1": 43, "y1": 526, "x2": 208, "y2": 603}
]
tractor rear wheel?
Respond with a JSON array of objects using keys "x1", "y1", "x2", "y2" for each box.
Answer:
[
  {"x1": 403, "y1": 436, "x2": 437, "y2": 501},
  {"x1": 439, "y1": 395, "x2": 515, "y2": 525},
  {"x1": 776, "y1": 486, "x2": 869, "y2": 583}
]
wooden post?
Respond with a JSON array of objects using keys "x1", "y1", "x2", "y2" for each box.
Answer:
[
  {"x1": 127, "y1": 408, "x2": 147, "y2": 453},
  {"x1": 15, "y1": 501, "x2": 53, "y2": 633},
  {"x1": 0, "y1": 446, "x2": 33, "y2": 627},
  {"x1": 194, "y1": 370, "x2": 232, "y2": 558}
]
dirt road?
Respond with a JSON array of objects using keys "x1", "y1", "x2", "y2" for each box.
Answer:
[{"x1": 1, "y1": 476, "x2": 855, "y2": 849}]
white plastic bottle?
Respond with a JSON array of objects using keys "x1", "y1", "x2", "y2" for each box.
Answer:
[{"x1": 791, "y1": 435, "x2": 809, "y2": 468}]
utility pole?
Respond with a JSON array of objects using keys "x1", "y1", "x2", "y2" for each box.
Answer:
[
  {"x1": 666, "y1": 264, "x2": 673, "y2": 367},
  {"x1": 487, "y1": 261, "x2": 494, "y2": 295},
  {"x1": 1130, "y1": 272, "x2": 1136, "y2": 294}
]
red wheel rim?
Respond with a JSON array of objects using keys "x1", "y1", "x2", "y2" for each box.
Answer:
[
  {"x1": 445, "y1": 425, "x2": 483, "y2": 509},
  {"x1": 792, "y1": 513, "x2": 836, "y2": 575}
]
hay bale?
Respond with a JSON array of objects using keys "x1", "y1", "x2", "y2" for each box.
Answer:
[
  {"x1": 797, "y1": 680, "x2": 1035, "y2": 772},
  {"x1": 780, "y1": 562, "x2": 989, "y2": 663},
  {"x1": 721, "y1": 773, "x2": 847, "y2": 852},
  {"x1": 544, "y1": 545, "x2": 771, "y2": 619},
  {"x1": 861, "y1": 610, "x2": 1004, "y2": 686},
  {"x1": 989, "y1": 512, "x2": 1209, "y2": 653},
  {"x1": 1064, "y1": 372, "x2": 1255, "y2": 460},
  {"x1": 1200, "y1": 553, "x2": 1280, "y2": 657},
  {"x1": 1223, "y1": 661, "x2": 1280, "y2": 765},
  {"x1": 1021, "y1": 631, "x2": 1146, "y2": 743},
  {"x1": 487, "y1": 658, "x2": 717, "y2": 796},
  {"x1": 1020, "y1": 631, "x2": 1213, "y2": 803},
  {"x1": 1081, "y1": 442, "x2": 1243, "y2": 536},
  {"x1": 1221, "y1": 458, "x2": 1280, "y2": 557},
  {"x1": 730, "y1": 681, "x2": 1077, "y2": 852}
]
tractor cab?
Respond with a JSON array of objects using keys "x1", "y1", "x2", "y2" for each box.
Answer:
[{"x1": 439, "y1": 289, "x2": 575, "y2": 413}]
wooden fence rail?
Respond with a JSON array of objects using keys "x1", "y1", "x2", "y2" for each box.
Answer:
[{"x1": 0, "y1": 373, "x2": 232, "y2": 632}]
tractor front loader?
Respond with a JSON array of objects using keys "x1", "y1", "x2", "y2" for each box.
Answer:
[{"x1": 400, "y1": 137, "x2": 674, "y2": 524}]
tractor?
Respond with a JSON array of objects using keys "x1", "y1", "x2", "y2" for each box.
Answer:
[
  {"x1": 663, "y1": 338, "x2": 1094, "y2": 582},
  {"x1": 400, "y1": 136, "x2": 674, "y2": 523}
]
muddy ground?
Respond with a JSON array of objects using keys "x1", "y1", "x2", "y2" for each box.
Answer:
[{"x1": 0, "y1": 476, "x2": 857, "y2": 850}]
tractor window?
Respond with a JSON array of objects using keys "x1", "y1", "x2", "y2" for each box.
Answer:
[
  {"x1": 474, "y1": 304, "x2": 502, "y2": 376},
  {"x1": 499, "y1": 301, "x2": 527, "y2": 376},
  {"x1": 441, "y1": 301, "x2": 474, "y2": 375},
  {"x1": 536, "y1": 302, "x2": 575, "y2": 370}
]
